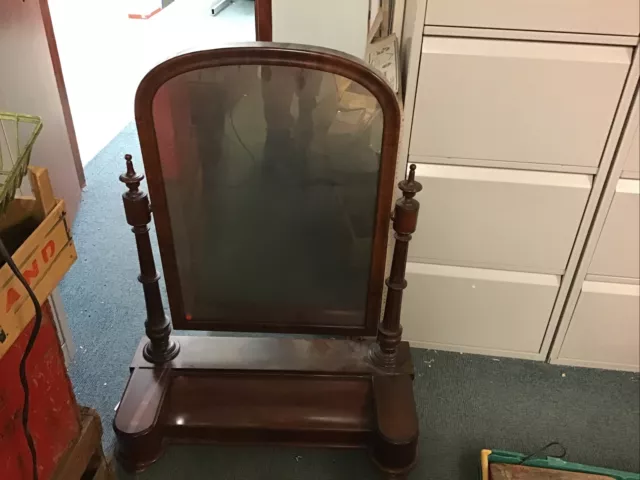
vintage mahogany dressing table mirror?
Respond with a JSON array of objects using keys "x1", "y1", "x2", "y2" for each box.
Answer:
[{"x1": 113, "y1": 42, "x2": 422, "y2": 479}]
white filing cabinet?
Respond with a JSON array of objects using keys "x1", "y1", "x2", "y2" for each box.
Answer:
[
  {"x1": 410, "y1": 164, "x2": 591, "y2": 274},
  {"x1": 270, "y1": 0, "x2": 369, "y2": 59},
  {"x1": 410, "y1": 38, "x2": 630, "y2": 168},
  {"x1": 557, "y1": 282, "x2": 640, "y2": 370},
  {"x1": 551, "y1": 93, "x2": 640, "y2": 371},
  {"x1": 423, "y1": 0, "x2": 640, "y2": 36},
  {"x1": 403, "y1": 263, "x2": 559, "y2": 355},
  {"x1": 621, "y1": 95, "x2": 640, "y2": 179},
  {"x1": 588, "y1": 179, "x2": 640, "y2": 280},
  {"x1": 398, "y1": 0, "x2": 640, "y2": 367}
]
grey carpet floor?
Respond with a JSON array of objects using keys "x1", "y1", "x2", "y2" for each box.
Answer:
[{"x1": 60, "y1": 120, "x2": 640, "y2": 479}]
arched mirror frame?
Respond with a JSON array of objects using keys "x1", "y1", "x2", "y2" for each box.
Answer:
[{"x1": 134, "y1": 43, "x2": 401, "y2": 335}]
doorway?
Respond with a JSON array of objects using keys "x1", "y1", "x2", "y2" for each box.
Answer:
[{"x1": 48, "y1": 0, "x2": 256, "y2": 166}]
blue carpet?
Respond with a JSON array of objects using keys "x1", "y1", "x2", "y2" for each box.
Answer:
[{"x1": 60, "y1": 121, "x2": 640, "y2": 479}]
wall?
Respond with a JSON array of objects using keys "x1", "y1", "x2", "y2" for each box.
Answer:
[{"x1": 0, "y1": 0, "x2": 82, "y2": 222}]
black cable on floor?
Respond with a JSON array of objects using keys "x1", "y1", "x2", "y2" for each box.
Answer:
[
  {"x1": 518, "y1": 441, "x2": 567, "y2": 465},
  {"x1": 0, "y1": 237, "x2": 41, "y2": 480}
]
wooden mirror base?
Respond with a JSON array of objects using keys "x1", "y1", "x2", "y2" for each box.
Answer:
[{"x1": 113, "y1": 335, "x2": 419, "y2": 478}]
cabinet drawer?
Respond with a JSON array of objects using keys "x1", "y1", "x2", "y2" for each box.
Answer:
[
  {"x1": 409, "y1": 164, "x2": 591, "y2": 274},
  {"x1": 402, "y1": 263, "x2": 559, "y2": 354},
  {"x1": 621, "y1": 94, "x2": 639, "y2": 179},
  {"x1": 588, "y1": 179, "x2": 640, "y2": 279},
  {"x1": 558, "y1": 281, "x2": 639, "y2": 371},
  {"x1": 424, "y1": 0, "x2": 640, "y2": 36},
  {"x1": 623, "y1": 127, "x2": 640, "y2": 178},
  {"x1": 410, "y1": 37, "x2": 631, "y2": 168}
]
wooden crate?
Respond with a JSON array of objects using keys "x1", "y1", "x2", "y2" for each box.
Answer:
[
  {"x1": 490, "y1": 463, "x2": 615, "y2": 479},
  {"x1": 481, "y1": 450, "x2": 637, "y2": 480},
  {"x1": 0, "y1": 166, "x2": 77, "y2": 358},
  {"x1": 0, "y1": 167, "x2": 79, "y2": 480},
  {"x1": 52, "y1": 408, "x2": 116, "y2": 480}
]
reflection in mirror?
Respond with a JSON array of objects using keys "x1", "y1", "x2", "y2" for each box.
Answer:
[{"x1": 152, "y1": 64, "x2": 384, "y2": 328}]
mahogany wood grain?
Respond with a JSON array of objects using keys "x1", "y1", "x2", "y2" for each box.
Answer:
[
  {"x1": 165, "y1": 375, "x2": 372, "y2": 445},
  {"x1": 120, "y1": 155, "x2": 179, "y2": 363},
  {"x1": 115, "y1": 337, "x2": 419, "y2": 477},
  {"x1": 134, "y1": 43, "x2": 400, "y2": 335},
  {"x1": 114, "y1": 44, "x2": 419, "y2": 478},
  {"x1": 114, "y1": 368, "x2": 169, "y2": 472},
  {"x1": 372, "y1": 165, "x2": 423, "y2": 366},
  {"x1": 372, "y1": 375, "x2": 419, "y2": 473},
  {"x1": 254, "y1": 0, "x2": 272, "y2": 41},
  {"x1": 130, "y1": 336, "x2": 414, "y2": 376},
  {"x1": 113, "y1": 368, "x2": 170, "y2": 436}
]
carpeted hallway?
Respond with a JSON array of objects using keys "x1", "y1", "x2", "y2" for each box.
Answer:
[{"x1": 59, "y1": 121, "x2": 640, "y2": 479}]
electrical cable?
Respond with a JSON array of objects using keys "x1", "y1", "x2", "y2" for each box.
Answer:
[
  {"x1": 0, "y1": 237, "x2": 41, "y2": 480},
  {"x1": 518, "y1": 441, "x2": 567, "y2": 465}
]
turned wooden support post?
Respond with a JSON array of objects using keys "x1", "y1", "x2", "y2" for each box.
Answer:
[
  {"x1": 372, "y1": 164, "x2": 422, "y2": 367},
  {"x1": 120, "y1": 154, "x2": 179, "y2": 364}
]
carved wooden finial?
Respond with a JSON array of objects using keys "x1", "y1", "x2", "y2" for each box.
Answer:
[
  {"x1": 372, "y1": 163, "x2": 423, "y2": 368},
  {"x1": 408, "y1": 163, "x2": 416, "y2": 181},
  {"x1": 117, "y1": 153, "x2": 177, "y2": 364},
  {"x1": 398, "y1": 164, "x2": 422, "y2": 198},
  {"x1": 119, "y1": 154, "x2": 145, "y2": 193}
]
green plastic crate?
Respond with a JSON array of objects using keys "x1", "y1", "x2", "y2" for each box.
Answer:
[{"x1": 480, "y1": 449, "x2": 640, "y2": 480}]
